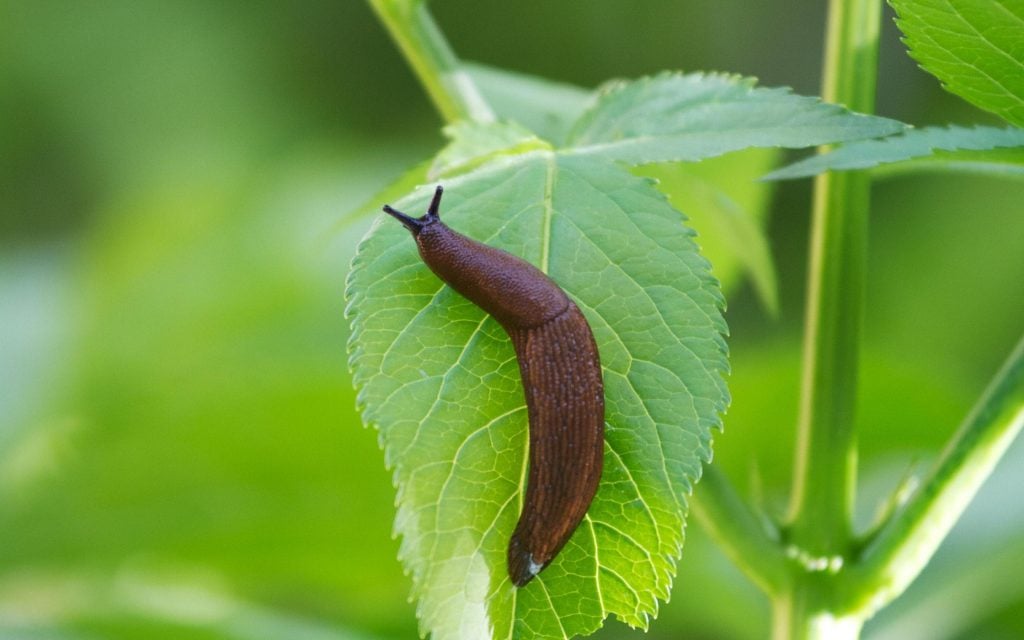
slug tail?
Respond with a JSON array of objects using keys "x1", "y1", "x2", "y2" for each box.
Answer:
[
  {"x1": 507, "y1": 534, "x2": 544, "y2": 587},
  {"x1": 505, "y1": 305, "x2": 604, "y2": 588}
]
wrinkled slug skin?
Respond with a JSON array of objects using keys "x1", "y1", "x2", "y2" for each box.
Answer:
[{"x1": 383, "y1": 187, "x2": 605, "y2": 588}]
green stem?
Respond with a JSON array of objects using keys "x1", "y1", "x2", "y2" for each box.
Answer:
[
  {"x1": 786, "y1": 0, "x2": 881, "y2": 555},
  {"x1": 691, "y1": 466, "x2": 790, "y2": 594},
  {"x1": 845, "y1": 334, "x2": 1024, "y2": 616},
  {"x1": 773, "y1": 1, "x2": 881, "y2": 637},
  {"x1": 773, "y1": 578, "x2": 864, "y2": 640},
  {"x1": 368, "y1": 0, "x2": 495, "y2": 124}
]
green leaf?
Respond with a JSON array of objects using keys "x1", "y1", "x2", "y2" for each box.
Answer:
[
  {"x1": 764, "y1": 125, "x2": 1024, "y2": 179},
  {"x1": 0, "y1": 570, "x2": 385, "y2": 640},
  {"x1": 564, "y1": 72, "x2": 906, "y2": 164},
  {"x1": 346, "y1": 151, "x2": 728, "y2": 639},
  {"x1": 464, "y1": 63, "x2": 595, "y2": 145},
  {"x1": 891, "y1": 0, "x2": 1024, "y2": 127},
  {"x1": 0, "y1": 151, "x2": 422, "y2": 637},
  {"x1": 429, "y1": 121, "x2": 550, "y2": 179}
]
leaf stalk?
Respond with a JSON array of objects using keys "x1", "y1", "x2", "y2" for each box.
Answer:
[{"x1": 368, "y1": 0, "x2": 495, "y2": 124}]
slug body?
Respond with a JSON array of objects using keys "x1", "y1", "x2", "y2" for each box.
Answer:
[{"x1": 384, "y1": 186, "x2": 604, "y2": 587}]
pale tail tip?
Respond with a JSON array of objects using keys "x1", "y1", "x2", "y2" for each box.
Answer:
[{"x1": 508, "y1": 537, "x2": 545, "y2": 587}]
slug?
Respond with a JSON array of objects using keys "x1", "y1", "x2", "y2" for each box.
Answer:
[{"x1": 383, "y1": 185, "x2": 604, "y2": 587}]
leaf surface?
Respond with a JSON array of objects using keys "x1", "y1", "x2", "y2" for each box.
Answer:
[
  {"x1": 891, "y1": 0, "x2": 1024, "y2": 126},
  {"x1": 429, "y1": 121, "x2": 548, "y2": 179},
  {"x1": 564, "y1": 72, "x2": 905, "y2": 164},
  {"x1": 346, "y1": 151, "x2": 728, "y2": 639}
]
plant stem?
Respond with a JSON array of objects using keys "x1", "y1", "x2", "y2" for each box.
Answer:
[
  {"x1": 368, "y1": 0, "x2": 495, "y2": 124},
  {"x1": 786, "y1": 0, "x2": 881, "y2": 555},
  {"x1": 691, "y1": 466, "x2": 790, "y2": 594},
  {"x1": 773, "y1": 579, "x2": 864, "y2": 640},
  {"x1": 845, "y1": 334, "x2": 1024, "y2": 616},
  {"x1": 774, "y1": 585, "x2": 864, "y2": 638}
]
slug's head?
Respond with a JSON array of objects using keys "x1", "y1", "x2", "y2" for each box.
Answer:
[{"x1": 382, "y1": 185, "x2": 444, "y2": 237}]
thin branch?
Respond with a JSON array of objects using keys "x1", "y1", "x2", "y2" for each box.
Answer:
[
  {"x1": 368, "y1": 0, "x2": 495, "y2": 124},
  {"x1": 845, "y1": 334, "x2": 1024, "y2": 616},
  {"x1": 692, "y1": 466, "x2": 790, "y2": 594}
]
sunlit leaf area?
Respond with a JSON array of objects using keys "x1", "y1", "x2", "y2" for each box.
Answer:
[{"x1": 2, "y1": 2, "x2": 1023, "y2": 639}]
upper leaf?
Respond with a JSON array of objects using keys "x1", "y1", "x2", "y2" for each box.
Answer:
[
  {"x1": 564, "y1": 72, "x2": 905, "y2": 164},
  {"x1": 464, "y1": 63, "x2": 596, "y2": 145},
  {"x1": 346, "y1": 151, "x2": 728, "y2": 639},
  {"x1": 764, "y1": 125, "x2": 1024, "y2": 179},
  {"x1": 891, "y1": 0, "x2": 1024, "y2": 127}
]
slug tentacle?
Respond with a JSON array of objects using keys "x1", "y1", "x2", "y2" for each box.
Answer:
[
  {"x1": 382, "y1": 205, "x2": 428, "y2": 234},
  {"x1": 383, "y1": 186, "x2": 444, "y2": 235},
  {"x1": 382, "y1": 185, "x2": 604, "y2": 588},
  {"x1": 426, "y1": 184, "x2": 444, "y2": 216}
]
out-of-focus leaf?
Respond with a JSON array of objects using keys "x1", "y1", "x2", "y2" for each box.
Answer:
[
  {"x1": 464, "y1": 63, "x2": 594, "y2": 145},
  {"x1": 565, "y1": 73, "x2": 906, "y2": 164},
  {"x1": 346, "y1": 152, "x2": 728, "y2": 639},
  {"x1": 0, "y1": 569, "x2": 387, "y2": 640},
  {"x1": 765, "y1": 125, "x2": 1024, "y2": 180},
  {"x1": 0, "y1": 154, "x2": 421, "y2": 639},
  {"x1": 0, "y1": 250, "x2": 73, "y2": 449},
  {"x1": 891, "y1": 0, "x2": 1024, "y2": 127},
  {"x1": 637, "y1": 148, "x2": 780, "y2": 315}
]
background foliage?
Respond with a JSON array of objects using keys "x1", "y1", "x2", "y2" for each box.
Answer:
[{"x1": 1, "y1": 2, "x2": 1022, "y2": 639}]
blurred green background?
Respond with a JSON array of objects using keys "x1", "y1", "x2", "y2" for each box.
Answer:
[{"x1": 2, "y1": 2, "x2": 1022, "y2": 639}]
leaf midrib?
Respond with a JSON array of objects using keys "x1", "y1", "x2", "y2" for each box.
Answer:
[{"x1": 540, "y1": 153, "x2": 556, "y2": 273}]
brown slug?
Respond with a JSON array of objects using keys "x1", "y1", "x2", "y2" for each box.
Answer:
[{"x1": 383, "y1": 185, "x2": 604, "y2": 588}]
